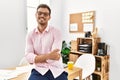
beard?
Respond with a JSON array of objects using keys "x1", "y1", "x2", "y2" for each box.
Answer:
[{"x1": 38, "y1": 17, "x2": 47, "y2": 25}]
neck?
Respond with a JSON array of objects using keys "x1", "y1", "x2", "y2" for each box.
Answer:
[{"x1": 38, "y1": 24, "x2": 47, "y2": 33}]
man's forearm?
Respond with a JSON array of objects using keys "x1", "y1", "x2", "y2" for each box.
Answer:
[
  {"x1": 35, "y1": 54, "x2": 49, "y2": 63},
  {"x1": 34, "y1": 49, "x2": 60, "y2": 63}
]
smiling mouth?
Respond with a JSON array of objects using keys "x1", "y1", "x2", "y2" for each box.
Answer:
[{"x1": 40, "y1": 17, "x2": 45, "y2": 20}]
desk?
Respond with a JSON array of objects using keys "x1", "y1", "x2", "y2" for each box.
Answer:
[
  {"x1": 65, "y1": 67, "x2": 82, "y2": 80},
  {"x1": 10, "y1": 72, "x2": 30, "y2": 80},
  {"x1": 9, "y1": 66, "x2": 82, "y2": 80}
]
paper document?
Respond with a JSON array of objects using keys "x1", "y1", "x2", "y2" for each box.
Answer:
[
  {"x1": 0, "y1": 70, "x2": 17, "y2": 80},
  {"x1": 0, "y1": 65, "x2": 34, "y2": 80}
]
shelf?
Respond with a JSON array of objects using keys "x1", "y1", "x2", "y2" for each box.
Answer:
[
  {"x1": 77, "y1": 37, "x2": 101, "y2": 55},
  {"x1": 94, "y1": 71, "x2": 102, "y2": 75},
  {"x1": 70, "y1": 37, "x2": 109, "y2": 80}
]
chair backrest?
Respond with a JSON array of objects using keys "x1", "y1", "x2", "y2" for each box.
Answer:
[
  {"x1": 19, "y1": 57, "x2": 29, "y2": 66},
  {"x1": 74, "y1": 54, "x2": 95, "y2": 79}
]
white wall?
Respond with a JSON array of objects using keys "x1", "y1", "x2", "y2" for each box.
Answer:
[
  {"x1": 50, "y1": 0, "x2": 120, "y2": 79},
  {"x1": 49, "y1": 0, "x2": 63, "y2": 30},
  {"x1": 0, "y1": 0, "x2": 27, "y2": 68}
]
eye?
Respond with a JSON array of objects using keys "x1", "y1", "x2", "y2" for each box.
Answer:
[{"x1": 37, "y1": 12, "x2": 49, "y2": 17}]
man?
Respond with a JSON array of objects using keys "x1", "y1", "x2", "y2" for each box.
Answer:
[{"x1": 25, "y1": 4, "x2": 68, "y2": 80}]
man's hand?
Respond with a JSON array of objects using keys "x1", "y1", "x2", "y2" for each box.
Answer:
[
  {"x1": 35, "y1": 49, "x2": 61, "y2": 63},
  {"x1": 48, "y1": 49, "x2": 60, "y2": 60}
]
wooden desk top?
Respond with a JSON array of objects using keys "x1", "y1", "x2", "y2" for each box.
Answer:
[
  {"x1": 4, "y1": 66, "x2": 82, "y2": 80},
  {"x1": 65, "y1": 67, "x2": 82, "y2": 80},
  {"x1": 65, "y1": 67, "x2": 81, "y2": 76},
  {"x1": 10, "y1": 72, "x2": 30, "y2": 80}
]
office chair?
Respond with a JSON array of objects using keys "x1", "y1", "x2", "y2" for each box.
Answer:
[
  {"x1": 74, "y1": 54, "x2": 95, "y2": 80},
  {"x1": 19, "y1": 57, "x2": 29, "y2": 66}
]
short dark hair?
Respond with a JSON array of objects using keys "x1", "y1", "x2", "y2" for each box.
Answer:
[{"x1": 37, "y1": 4, "x2": 51, "y2": 15}]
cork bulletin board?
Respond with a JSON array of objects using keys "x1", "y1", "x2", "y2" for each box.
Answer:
[{"x1": 69, "y1": 11, "x2": 95, "y2": 33}]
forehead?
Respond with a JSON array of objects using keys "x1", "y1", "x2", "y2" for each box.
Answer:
[{"x1": 37, "y1": 8, "x2": 49, "y2": 13}]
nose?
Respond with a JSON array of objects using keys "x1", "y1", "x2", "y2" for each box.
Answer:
[{"x1": 40, "y1": 13, "x2": 44, "y2": 17}]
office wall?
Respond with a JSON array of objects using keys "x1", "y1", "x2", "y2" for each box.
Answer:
[
  {"x1": 50, "y1": 0, "x2": 120, "y2": 80},
  {"x1": 0, "y1": 0, "x2": 27, "y2": 68},
  {"x1": 49, "y1": 0, "x2": 63, "y2": 30}
]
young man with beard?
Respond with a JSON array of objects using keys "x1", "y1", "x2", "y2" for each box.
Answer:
[{"x1": 25, "y1": 4, "x2": 68, "y2": 80}]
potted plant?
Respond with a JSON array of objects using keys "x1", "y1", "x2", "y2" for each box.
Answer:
[{"x1": 61, "y1": 40, "x2": 70, "y2": 64}]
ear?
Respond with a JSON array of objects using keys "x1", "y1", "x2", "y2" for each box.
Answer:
[{"x1": 48, "y1": 16, "x2": 51, "y2": 20}]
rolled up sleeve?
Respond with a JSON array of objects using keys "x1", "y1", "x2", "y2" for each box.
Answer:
[
  {"x1": 51, "y1": 28, "x2": 62, "y2": 52},
  {"x1": 25, "y1": 33, "x2": 36, "y2": 64}
]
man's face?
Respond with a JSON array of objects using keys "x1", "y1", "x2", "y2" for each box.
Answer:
[{"x1": 36, "y1": 8, "x2": 51, "y2": 25}]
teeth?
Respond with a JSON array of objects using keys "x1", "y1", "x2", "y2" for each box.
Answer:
[{"x1": 40, "y1": 18, "x2": 44, "y2": 20}]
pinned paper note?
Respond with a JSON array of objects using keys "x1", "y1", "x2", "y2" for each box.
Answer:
[
  {"x1": 83, "y1": 23, "x2": 93, "y2": 32},
  {"x1": 70, "y1": 23, "x2": 78, "y2": 31}
]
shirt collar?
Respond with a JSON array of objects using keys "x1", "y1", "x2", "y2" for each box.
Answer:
[
  {"x1": 35, "y1": 25, "x2": 49, "y2": 33},
  {"x1": 45, "y1": 25, "x2": 49, "y2": 32}
]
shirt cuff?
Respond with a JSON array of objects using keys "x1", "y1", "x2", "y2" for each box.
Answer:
[{"x1": 25, "y1": 52, "x2": 37, "y2": 64}]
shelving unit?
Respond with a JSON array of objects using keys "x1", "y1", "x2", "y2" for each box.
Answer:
[
  {"x1": 69, "y1": 37, "x2": 110, "y2": 80},
  {"x1": 77, "y1": 37, "x2": 101, "y2": 55},
  {"x1": 93, "y1": 55, "x2": 109, "y2": 80}
]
